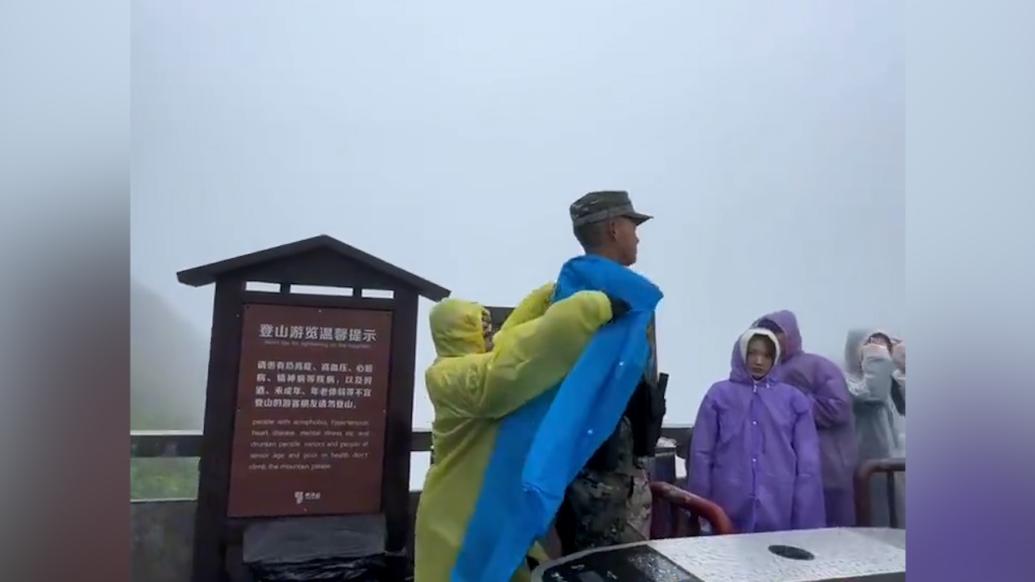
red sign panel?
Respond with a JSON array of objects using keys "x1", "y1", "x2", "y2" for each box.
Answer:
[{"x1": 227, "y1": 303, "x2": 393, "y2": 518}]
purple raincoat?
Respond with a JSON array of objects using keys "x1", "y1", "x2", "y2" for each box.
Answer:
[
  {"x1": 686, "y1": 329, "x2": 825, "y2": 533},
  {"x1": 755, "y1": 310, "x2": 858, "y2": 527}
]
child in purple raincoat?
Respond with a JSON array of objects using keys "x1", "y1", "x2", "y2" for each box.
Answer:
[{"x1": 686, "y1": 328, "x2": 826, "y2": 533}]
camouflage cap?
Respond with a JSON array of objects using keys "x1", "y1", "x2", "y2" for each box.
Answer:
[{"x1": 569, "y1": 190, "x2": 653, "y2": 228}]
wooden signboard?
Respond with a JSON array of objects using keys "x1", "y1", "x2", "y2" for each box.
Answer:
[
  {"x1": 178, "y1": 235, "x2": 449, "y2": 582},
  {"x1": 228, "y1": 304, "x2": 393, "y2": 517}
]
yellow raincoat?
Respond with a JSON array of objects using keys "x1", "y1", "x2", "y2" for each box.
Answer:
[{"x1": 414, "y1": 283, "x2": 612, "y2": 582}]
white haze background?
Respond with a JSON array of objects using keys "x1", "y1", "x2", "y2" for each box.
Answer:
[{"x1": 131, "y1": 1, "x2": 903, "y2": 487}]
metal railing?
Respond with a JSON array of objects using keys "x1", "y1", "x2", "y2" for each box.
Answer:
[
  {"x1": 649, "y1": 480, "x2": 736, "y2": 538},
  {"x1": 854, "y1": 457, "x2": 906, "y2": 528}
]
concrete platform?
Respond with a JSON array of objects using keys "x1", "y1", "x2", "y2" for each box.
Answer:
[{"x1": 533, "y1": 527, "x2": 905, "y2": 582}]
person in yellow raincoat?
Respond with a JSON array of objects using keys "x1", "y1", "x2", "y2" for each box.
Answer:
[{"x1": 414, "y1": 283, "x2": 617, "y2": 582}]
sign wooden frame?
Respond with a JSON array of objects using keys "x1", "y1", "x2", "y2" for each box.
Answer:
[{"x1": 178, "y1": 236, "x2": 449, "y2": 582}]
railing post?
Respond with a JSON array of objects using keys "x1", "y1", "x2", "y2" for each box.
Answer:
[
  {"x1": 854, "y1": 458, "x2": 905, "y2": 528},
  {"x1": 886, "y1": 471, "x2": 898, "y2": 529},
  {"x1": 648, "y1": 481, "x2": 734, "y2": 538}
]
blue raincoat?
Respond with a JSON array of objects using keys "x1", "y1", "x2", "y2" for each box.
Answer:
[{"x1": 452, "y1": 255, "x2": 662, "y2": 581}]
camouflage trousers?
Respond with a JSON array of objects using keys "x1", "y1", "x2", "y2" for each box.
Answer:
[{"x1": 558, "y1": 459, "x2": 653, "y2": 553}]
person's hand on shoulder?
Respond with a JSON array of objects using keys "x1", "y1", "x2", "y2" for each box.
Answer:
[{"x1": 607, "y1": 295, "x2": 631, "y2": 321}]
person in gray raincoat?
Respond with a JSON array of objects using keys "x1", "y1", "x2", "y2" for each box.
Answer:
[{"x1": 844, "y1": 328, "x2": 906, "y2": 527}]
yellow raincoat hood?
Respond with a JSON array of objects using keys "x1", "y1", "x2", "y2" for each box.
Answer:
[{"x1": 430, "y1": 299, "x2": 489, "y2": 358}]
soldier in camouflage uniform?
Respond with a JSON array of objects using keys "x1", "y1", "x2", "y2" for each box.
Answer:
[
  {"x1": 554, "y1": 191, "x2": 665, "y2": 554},
  {"x1": 557, "y1": 418, "x2": 654, "y2": 549}
]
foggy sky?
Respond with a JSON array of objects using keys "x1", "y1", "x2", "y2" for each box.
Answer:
[{"x1": 132, "y1": 0, "x2": 903, "y2": 451}]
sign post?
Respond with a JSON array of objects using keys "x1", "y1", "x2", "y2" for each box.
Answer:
[{"x1": 178, "y1": 235, "x2": 449, "y2": 582}]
